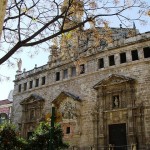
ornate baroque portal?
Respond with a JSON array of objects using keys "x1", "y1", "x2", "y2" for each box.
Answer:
[
  {"x1": 20, "y1": 94, "x2": 45, "y2": 138},
  {"x1": 94, "y1": 74, "x2": 138, "y2": 148}
]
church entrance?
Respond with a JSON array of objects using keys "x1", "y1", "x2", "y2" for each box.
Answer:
[{"x1": 109, "y1": 123, "x2": 127, "y2": 150}]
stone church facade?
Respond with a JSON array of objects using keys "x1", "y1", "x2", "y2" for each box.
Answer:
[{"x1": 12, "y1": 27, "x2": 150, "y2": 149}]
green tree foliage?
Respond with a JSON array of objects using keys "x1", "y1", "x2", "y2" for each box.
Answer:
[
  {"x1": 28, "y1": 122, "x2": 69, "y2": 150},
  {"x1": 0, "y1": 122, "x2": 68, "y2": 150},
  {"x1": 0, "y1": 123, "x2": 27, "y2": 150}
]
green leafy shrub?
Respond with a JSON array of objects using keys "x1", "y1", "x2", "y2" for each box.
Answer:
[
  {"x1": 0, "y1": 123, "x2": 27, "y2": 150},
  {"x1": 28, "y1": 122, "x2": 69, "y2": 150}
]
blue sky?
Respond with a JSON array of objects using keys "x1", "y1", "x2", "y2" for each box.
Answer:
[{"x1": 0, "y1": 0, "x2": 150, "y2": 100}]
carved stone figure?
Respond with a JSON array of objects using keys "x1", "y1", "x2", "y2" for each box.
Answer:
[
  {"x1": 60, "y1": 101, "x2": 76, "y2": 119},
  {"x1": 17, "y1": 58, "x2": 22, "y2": 71},
  {"x1": 114, "y1": 96, "x2": 119, "y2": 108}
]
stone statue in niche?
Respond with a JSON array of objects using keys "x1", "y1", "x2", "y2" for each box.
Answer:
[
  {"x1": 30, "y1": 109, "x2": 35, "y2": 120},
  {"x1": 17, "y1": 58, "x2": 22, "y2": 71},
  {"x1": 113, "y1": 96, "x2": 119, "y2": 108}
]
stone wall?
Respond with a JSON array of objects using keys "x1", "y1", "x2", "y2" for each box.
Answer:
[{"x1": 13, "y1": 33, "x2": 150, "y2": 148}]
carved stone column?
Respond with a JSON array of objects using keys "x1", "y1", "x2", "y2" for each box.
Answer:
[
  {"x1": 98, "y1": 88, "x2": 105, "y2": 148},
  {"x1": 126, "y1": 82, "x2": 136, "y2": 144}
]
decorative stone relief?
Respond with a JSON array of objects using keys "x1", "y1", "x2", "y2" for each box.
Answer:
[{"x1": 60, "y1": 100, "x2": 77, "y2": 120}]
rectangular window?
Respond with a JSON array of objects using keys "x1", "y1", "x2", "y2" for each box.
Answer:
[
  {"x1": 56, "y1": 72, "x2": 60, "y2": 81},
  {"x1": 109, "y1": 55, "x2": 115, "y2": 66},
  {"x1": 80, "y1": 64, "x2": 85, "y2": 74},
  {"x1": 35, "y1": 78, "x2": 39, "y2": 87},
  {"x1": 143, "y1": 47, "x2": 150, "y2": 58},
  {"x1": 66, "y1": 127, "x2": 70, "y2": 134},
  {"x1": 63, "y1": 69, "x2": 68, "y2": 79},
  {"x1": 120, "y1": 52, "x2": 126, "y2": 64},
  {"x1": 24, "y1": 82, "x2": 27, "y2": 91},
  {"x1": 131, "y1": 50, "x2": 139, "y2": 61},
  {"x1": 29, "y1": 81, "x2": 33, "y2": 89},
  {"x1": 42, "y1": 76, "x2": 46, "y2": 85},
  {"x1": 71, "y1": 67, "x2": 76, "y2": 77},
  {"x1": 98, "y1": 58, "x2": 104, "y2": 69},
  {"x1": 18, "y1": 84, "x2": 21, "y2": 92}
]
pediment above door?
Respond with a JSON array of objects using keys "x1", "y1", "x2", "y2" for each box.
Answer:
[
  {"x1": 20, "y1": 94, "x2": 45, "y2": 105},
  {"x1": 93, "y1": 74, "x2": 134, "y2": 89},
  {"x1": 52, "y1": 91, "x2": 81, "y2": 120}
]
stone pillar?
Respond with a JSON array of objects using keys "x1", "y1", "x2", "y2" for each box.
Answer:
[
  {"x1": 97, "y1": 88, "x2": 105, "y2": 149},
  {"x1": 144, "y1": 108, "x2": 150, "y2": 145},
  {"x1": 27, "y1": 80, "x2": 30, "y2": 90},
  {"x1": 60, "y1": 70, "x2": 63, "y2": 81},
  {"x1": 68, "y1": 67, "x2": 71, "y2": 78},
  {"x1": 33, "y1": 78, "x2": 36, "y2": 88},
  {"x1": 115, "y1": 53, "x2": 120, "y2": 66},
  {"x1": 76, "y1": 65, "x2": 80, "y2": 76},
  {"x1": 126, "y1": 51, "x2": 132, "y2": 62},
  {"x1": 138, "y1": 47, "x2": 144, "y2": 60},
  {"x1": 84, "y1": 63, "x2": 88, "y2": 73},
  {"x1": 104, "y1": 55, "x2": 109, "y2": 68},
  {"x1": 126, "y1": 82, "x2": 136, "y2": 144}
]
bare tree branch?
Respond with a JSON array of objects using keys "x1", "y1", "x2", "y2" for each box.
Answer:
[{"x1": 0, "y1": 0, "x2": 149, "y2": 66}]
